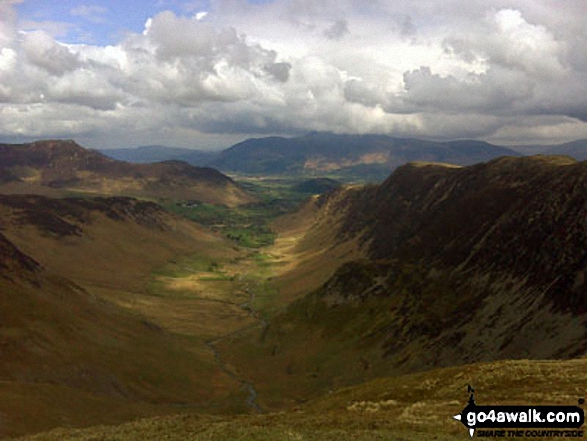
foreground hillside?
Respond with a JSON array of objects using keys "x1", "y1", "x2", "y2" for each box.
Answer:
[
  {"x1": 222, "y1": 155, "x2": 587, "y2": 408},
  {"x1": 0, "y1": 195, "x2": 253, "y2": 438},
  {"x1": 11, "y1": 357, "x2": 587, "y2": 440},
  {"x1": 0, "y1": 140, "x2": 254, "y2": 206}
]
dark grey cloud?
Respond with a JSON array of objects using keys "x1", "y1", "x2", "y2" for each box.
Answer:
[
  {"x1": 400, "y1": 15, "x2": 415, "y2": 37},
  {"x1": 264, "y1": 62, "x2": 292, "y2": 82},
  {"x1": 324, "y1": 19, "x2": 349, "y2": 40},
  {"x1": 343, "y1": 79, "x2": 387, "y2": 108}
]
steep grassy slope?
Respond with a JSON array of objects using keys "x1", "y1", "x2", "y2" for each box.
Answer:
[
  {"x1": 263, "y1": 189, "x2": 367, "y2": 312},
  {"x1": 0, "y1": 195, "x2": 227, "y2": 293},
  {"x1": 0, "y1": 140, "x2": 254, "y2": 206},
  {"x1": 0, "y1": 196, "x2": 254, "y2": 439},
  {"x1": 221, "y1": 155, "x2": 587, "y2": 408},
  {"x1": 0, "y1": 247, "x2": 241, "y2": 439}
]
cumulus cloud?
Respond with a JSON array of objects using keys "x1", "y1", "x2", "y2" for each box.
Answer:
[
  {"x1": 343, "y1": 79, "x2": 389, "y2": 108},
  {"x1": 400, "y1": 66, "x2": 533, "y2": 114},
  {"x1": 21, "y1": 31, "x2": 81, "y2": 76},
  {"x1": 1, "y1": 0, "x2": 587, "y2": 148},
  {"x1": 429, "y1": 6, "x2": 587, "y2": 126}
]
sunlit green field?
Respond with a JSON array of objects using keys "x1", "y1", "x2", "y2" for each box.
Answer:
[{"x1": 162, "y1": 177, "x2": 324, "y2": 248}]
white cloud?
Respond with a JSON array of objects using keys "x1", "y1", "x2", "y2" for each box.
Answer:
[
  {"x1": 70, "y1": 4, "x2": 108, "y2": 23},
  {"x1": 21, "y1": 31, "x2": 81, "y2": 76},
  {"x1": 19, "y1": 20, "x2": 77, "y2": 38},
  {"x1": 0, "y1": 47, "x2": 17, "y2": 71},
  {"x1": 399, "y1": 65, "x2": 533, "y2": 114},
  {"x1": 70, "y1": 4, "x2": 108, "y2": 17},
  {"x1": 1, "y1": 0, "x2": 587, "y2": 148},
  {"x1": 196, "y1": 11, "x2": 208, "y2": 21}
]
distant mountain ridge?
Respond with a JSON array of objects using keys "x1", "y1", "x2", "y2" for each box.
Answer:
[
  {"x1": 102, "y1": 145, "x2": 218, "y2": 164},
  {"x1": 508, "y1": 139, "x2": 587, "y2": 159},
  {"x1": 544, "y1": 139, "x2": 587, "y2": 160},
  {"x1": 0, "y1": 140, "x2": 254, "y2": 206},
  {"x1": 208, "y1": 133, "x2": 522, "y2": 180},
  {"x1": 100, "y1": 134, "x2": 587, "y2": 182},
  {"x1": 99, "y1": 134, "x2": 523, "y2": 181}
]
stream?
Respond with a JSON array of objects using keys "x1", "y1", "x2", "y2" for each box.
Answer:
[
  {"x1": 204, "y1": 338, "x2": 265, "y2": 414},
  {"x1": 204, "y1": 274, "x2": 268, "y2": 414}
]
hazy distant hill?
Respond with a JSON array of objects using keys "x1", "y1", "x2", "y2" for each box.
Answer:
[
  {"x1": 543, "y1": 139, "x2": 587, "y2": 160},
  {"x1": 0, "y1": 140, "x2": 254, "y2": 206},
  {"x1": 101, "y1": 145, "x2": 218, "y2": 164},
  {"x1": 224, "y1": 155, "x2": 587, "y2": 407},
  {"x1": 508, "y1": 139, "x2": 587, "y2": 159},
  {"x1": 208, "y1": 132, "x2": 521, "y2": 181},
  {"x1": 99, "y1": 135, "x2": 587, "y2": 181}
]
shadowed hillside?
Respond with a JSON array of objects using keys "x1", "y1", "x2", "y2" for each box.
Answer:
[
  {"x1": 0, "y1": 140, "x2": 254, "y2": 206},
  {"x1": 221, "y1": 155, "x2": 587, "y2": 408}
]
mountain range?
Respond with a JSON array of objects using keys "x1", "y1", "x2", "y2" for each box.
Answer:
[
  {"x1": 208, "y1": 133, "x2": 521, "y2": 178},
  {"x1": 100, "y1": 133, "x2": 587, "y2": 181},
  {"x1": 100, "y1": 144, "x2": 217, "y2": 164},
  {"x1": 102, "y1": 133, "x2": 523, "y2": 181},
  {"x1": 0, "y1": 140, "x2": 253, "y2": 206},
  {"x1": 513, "y1": 139, "x2": 587, "y2": 160}
]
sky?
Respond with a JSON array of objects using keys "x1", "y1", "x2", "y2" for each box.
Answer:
[{"x1": 1, "y1": 0, "x2": 587, "y2": 150}]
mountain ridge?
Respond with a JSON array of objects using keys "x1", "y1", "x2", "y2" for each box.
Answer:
[
  {"x1": 208, "y1": 133, "x2": 522, "y2": 179},
  {"x1": 98, "y1": 133, "x2": 524, "y2": 181},
  {"x1": 0, "y1": 140, "x2": 254, "y2": 206},
  {"x1": 221, "y1": 154, "x2": 587, "y2": 408},
  {"x1": 98, "y1": 134, "x2": 587, "y2": 182},
  {"x1": 101, "y1": 144, "x2": 218, "y2": 164}
]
